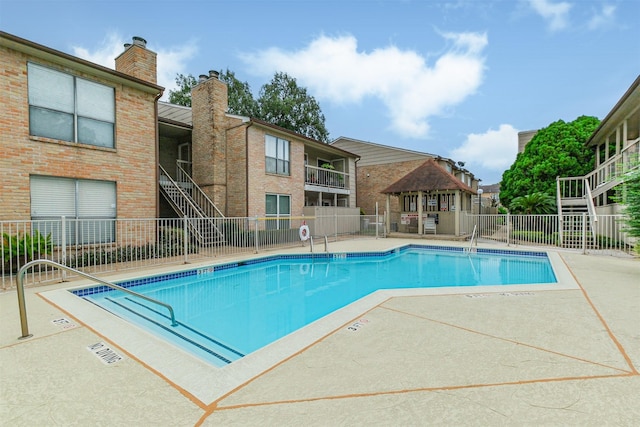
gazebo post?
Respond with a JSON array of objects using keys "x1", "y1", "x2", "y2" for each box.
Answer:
[
  {"x1": 417, "y1": 190, "x2": 424, "y2": 235},
  {"x1": 454, "y1": 190, "x2": 461, "y2": 236},
  {"x1": 386, "y1": 194, "x2": 391, "y2": 233}
]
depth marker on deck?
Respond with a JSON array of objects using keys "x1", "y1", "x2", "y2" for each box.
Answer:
[{"x1": 87, "y1": 342, "x2": 124, "y2": 365}]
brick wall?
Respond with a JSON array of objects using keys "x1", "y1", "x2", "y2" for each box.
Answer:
[
  {"x1": 191, "y1": 74, "x2": 230, "y2": 214},
  {"x1": 246, "y1": 127, "x2": 305, "y2": 218},
  {"x1": 114, "y1": 38, "x2": 157, "y2": 84},
  {"x1": 226, "y1": 125, "x2": 248, "y2": 217},
  {"x1": 356, "y1": 159, "x2": 426, "y2": 215},
  {"x1": 0, "y1": 44, "x2": 158, "y2": 221}
]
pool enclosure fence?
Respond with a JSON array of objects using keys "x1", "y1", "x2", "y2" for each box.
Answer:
[{"x1": 2, "y1": 212, "x2": 635, "y2": 289}]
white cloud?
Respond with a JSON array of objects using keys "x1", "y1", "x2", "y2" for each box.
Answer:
[
  {"x1": 72, "y1": 32, "x2": 197, "y2": 99},
  {"x1": 587, "y1": 4, "x2": 616, "y2": 30},
  {"x1": 72, "y1": 32, "x2": 123, "y2": 69},
  {"x1": 450, "y1": 124, "x2": 519, "y2": 171},
  {"x1": 527, "y1": 0, "x2": 572, "y2": 31},
  {"x1": 239, "y1": 32, "x2": 487, "y2": 139}
]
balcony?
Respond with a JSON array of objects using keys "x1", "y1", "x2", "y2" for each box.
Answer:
[{"x1": 305, "y1": 165, "x2": 349, "y2": 192}]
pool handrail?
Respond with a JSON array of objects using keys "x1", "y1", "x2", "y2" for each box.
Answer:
[
  {"x1": 467, "y1": 225, "x2": 478, "y2": 253},
  {"x1": 16, "y1": 259, "x2": 178, "y2": 339}
]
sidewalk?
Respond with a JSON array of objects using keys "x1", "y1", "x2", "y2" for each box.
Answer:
[{"x1": 1, "y1": 239, "x2": 639, "y2": 426}]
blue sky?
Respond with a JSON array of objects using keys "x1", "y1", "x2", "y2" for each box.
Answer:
[{"x1": 2, "y1": 0, "x2": 639, "y2": 184}]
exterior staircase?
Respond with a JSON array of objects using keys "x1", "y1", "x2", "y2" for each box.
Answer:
[
  {"x1": 159, "y1": 164, "x2": 225, "y2": 245},
  {"x1": 556, "y1": 142, "x2": 639, "y2": 249}
]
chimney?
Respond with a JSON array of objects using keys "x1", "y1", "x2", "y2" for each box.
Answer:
[
  {"x1": 115, "y1": 36, "x2": 157, "y2": 84},
  {"x1": 191, "y1": 68, "x2": 230, "y2": 213}
]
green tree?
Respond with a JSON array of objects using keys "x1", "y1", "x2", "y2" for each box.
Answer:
[
  {"x1": 615, "y1": 167, "x2": 640, "y2": 253},
  {"x1": 257, "y1": 72, "x2": 330, "y2": 142},
  {"x1": 168, "y1": 71, "x2": 330, "y2": 142},
  {"x1": 168, "y1": 73, "x2": 197, "y2": 107},
  {"x1": 500, "y1": 116, "x2": 600, "y2": 209},
  {"x1": 509, "y1": 192, "x2": 556, "y2": 214},
  {"x1": 219, "y1": 69, "x2": 259, "y2": 117}
]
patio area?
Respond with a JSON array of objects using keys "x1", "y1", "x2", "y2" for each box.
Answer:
[{"x1": 1, "y1": 238, "x2": 639, "y2": 426}]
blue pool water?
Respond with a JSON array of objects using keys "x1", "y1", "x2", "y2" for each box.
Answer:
[{"x1": 76, "y1": 245, "x2": 556, "y2": 366}]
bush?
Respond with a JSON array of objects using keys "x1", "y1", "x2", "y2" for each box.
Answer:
[
  {"x1": 2, "y1": 231, "x2": 53, "y2": 272},
  {"x1": 65, "y1": 227, "x2": 197, "y2": 268}
]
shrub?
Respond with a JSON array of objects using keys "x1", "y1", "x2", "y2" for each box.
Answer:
[{"x1": 2, "y1": 231, "x2": 53, "y2": 272}]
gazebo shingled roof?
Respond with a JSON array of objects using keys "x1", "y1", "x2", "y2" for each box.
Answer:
[{"x1": 381, "y1": 158, "x2": 477, "y2": 194}]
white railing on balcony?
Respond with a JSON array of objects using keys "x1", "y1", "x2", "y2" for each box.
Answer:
[
  {"x1": 558, "y1": 138, "x2": 640, "y2": 200},
  {"x1": 305, "y1": 165, "x2": 348, "y2": 189}
]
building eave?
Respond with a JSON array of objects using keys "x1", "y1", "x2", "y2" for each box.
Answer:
[
  {"x1": 586, "y1": 74, "x2": 640, "y2": 147},
  {"x1": 1, "y1": 31, "x2": 164, "y2": 96}
]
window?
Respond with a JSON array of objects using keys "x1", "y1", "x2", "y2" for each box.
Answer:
[
  {"x1": 265, "y1": 135, "x2": 289, "y2": 175},
  {"x1": 28, "y1": 63, "x2": 115, "y2": 148},
  {"x1": 265, "y1": 194, "x2": 290, "y2": 230},
  {"x1": 30, "y1": 176, "x2": 116, "y2": 244}
]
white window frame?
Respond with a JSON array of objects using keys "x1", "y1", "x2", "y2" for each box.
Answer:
[
  {"x1": 28, "y1": 62, "x2": 115, "y2": 148},
  {"x1": 265, "y1": 194, "x2": 291, "y2": 230},
  {"x1": 265, "y1": 135, "x2": 290, "y2": 176},
  {"x1": 30, "y1": 176, "x2": 117, "y2": 244}
]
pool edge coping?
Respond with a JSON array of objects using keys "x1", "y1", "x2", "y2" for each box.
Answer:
[{"x1": 39, "y1": 245, "x2": 580, "y2": 404}]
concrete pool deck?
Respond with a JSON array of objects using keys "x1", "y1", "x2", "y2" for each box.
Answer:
[{"x1": 1, "y1": 238, "x2": 639, "y2": 426}]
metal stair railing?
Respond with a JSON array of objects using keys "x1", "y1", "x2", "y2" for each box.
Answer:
[
  {"x1": 556, "y1": 177, "x2": 565, "y2": 247},
  {"x1": 159, "y1": 165, "x2": 225, "y2": 244},
  {"x1": 583, "y1": 179, "x2": 598, "y2": 244},
  {"x1": 16, "y1": 259, "x2": 178, "y2": 339},
  {"x1": 585, "y1": 140, "x2": 639, "y2": 198},
  {"x1": 175, "y1": 163, "x2": 224, "y2": 219}
]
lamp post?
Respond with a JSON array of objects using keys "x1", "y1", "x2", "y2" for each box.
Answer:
[{"x1": 477, "y1": 188, "x2": 484, "y2": 215}]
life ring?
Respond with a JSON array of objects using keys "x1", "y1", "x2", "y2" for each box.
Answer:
[{"x1": 299, "y1": 224, "x2": 310, "y2": 241}]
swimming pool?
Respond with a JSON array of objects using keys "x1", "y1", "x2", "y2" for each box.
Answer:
[{"x1": 74, "y1": 245, "x2": 557, "y2": 367}]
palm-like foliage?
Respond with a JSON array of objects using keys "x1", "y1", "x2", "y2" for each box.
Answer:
[{"x1": 509, "y1": 192, "x2": 556, "y2": 214}]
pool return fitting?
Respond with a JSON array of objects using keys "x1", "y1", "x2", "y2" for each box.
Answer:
[{"x1": 16, "y1": 259, "x2": 178, "y2": 339}]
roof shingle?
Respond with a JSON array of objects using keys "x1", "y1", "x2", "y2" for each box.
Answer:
[{"x1": 381, "y1": 158, "x2": 476, "y2": 194}]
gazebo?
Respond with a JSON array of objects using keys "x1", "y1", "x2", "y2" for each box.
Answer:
[{"x1": 381, "y1": 158, "x2": 477, "y2": 236}]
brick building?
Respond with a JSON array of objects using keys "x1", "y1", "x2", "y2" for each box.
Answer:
[
  {"x1": 1, "y1": 30, "x2": 358, "y2": 246},
  {"x1": 331, "y1": 137, "x2": 479, "y2": 235},
  {"x1": 158, "y1": 71, "x2": 359, "y2": 227},
  {"x1": 0, "y1": 32, "x2": 162, "y2": 229}
]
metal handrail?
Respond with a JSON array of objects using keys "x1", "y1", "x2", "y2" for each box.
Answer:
[
  {"x1": 467, "y1": 224, "x2": 478, "y2": 252},
  {"x1": 16, "y1": 259, "x2": 178, "y2": 339},
  {"x1": 583, "y1": 179, "x2": 598, "y2": 238},
  {"x1": 175, "y1": 162, "x2": 224, "y2": 218}
]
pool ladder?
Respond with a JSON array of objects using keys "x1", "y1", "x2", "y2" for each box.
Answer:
[
  {"x1": 15, "y1": 259, "x2": 178, "y2": 339},
  {"x1": 308, "y1": 235, "x2": 329, "y2": 253}
]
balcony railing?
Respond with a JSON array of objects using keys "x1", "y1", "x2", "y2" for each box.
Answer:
[
  {"x1": 558, "y1": 138, "x2": 639, "y2": 200},
  {"x1": 305, "y1": 165, "x2": 348, "y2": 189}
]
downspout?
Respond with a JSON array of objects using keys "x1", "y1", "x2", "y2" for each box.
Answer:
[
  {"x1": 154, "y1": 90, "x2": 163, "y2": 218},
  {"x1": 245, "y1": 121, "x2": 254, "y2": 217},
  {"x1": 354, "y1": 157, "x2": 360, "y2": 209}
]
